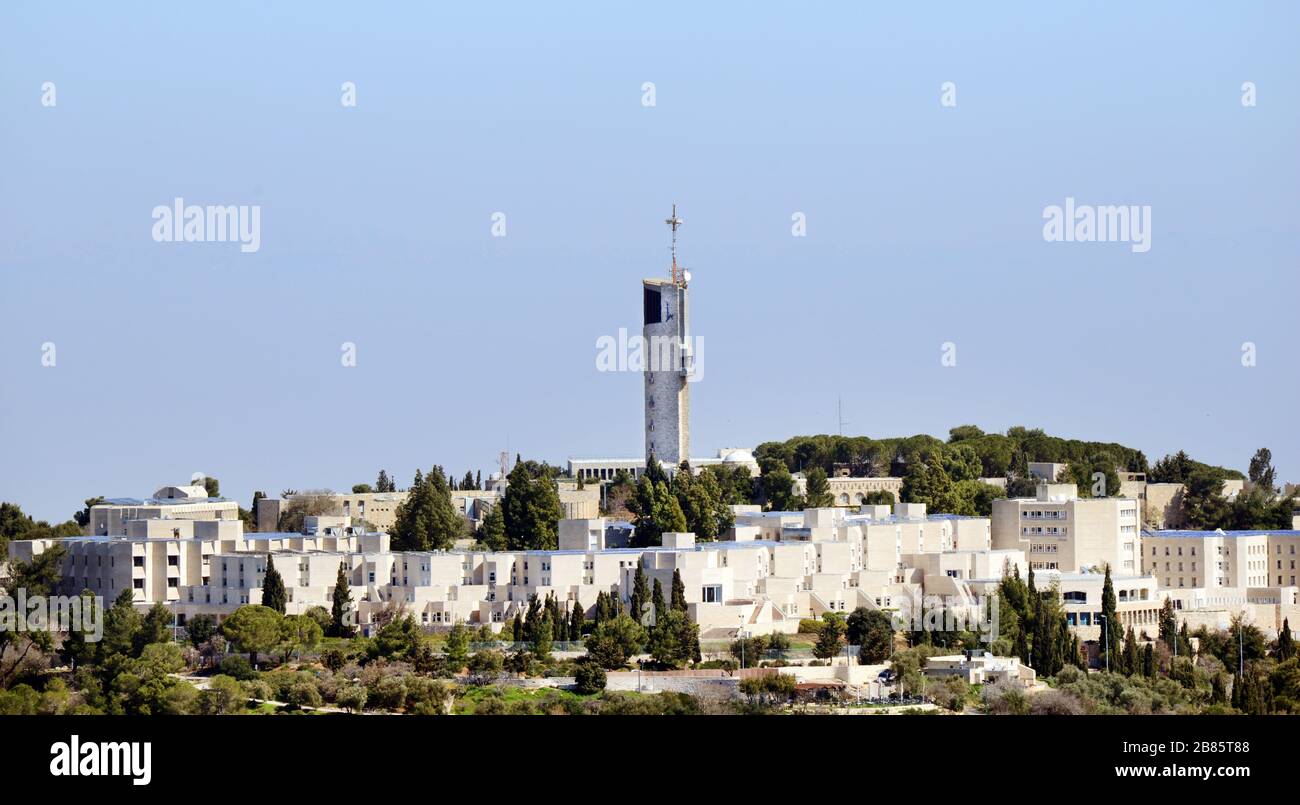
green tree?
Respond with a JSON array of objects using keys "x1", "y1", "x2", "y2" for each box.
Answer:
[
  {"x1": 391, "y1": 466, "x2": 463, "y2": 550},
  {"x1": 759, "y1": 460, "x2": 798, "y2": 511},
  {"x1": 670, "y1": 569, "x2": 687, "y2": 613},
  {"x1": 813, "y1": 613, "x2": 846, "y2": 660},
  {"x1": 221, "y1": 605, "x2": 283, "y2": 669},
  {"x1": 803, "y1": 466, "x2": 833, "y2": 508},
  {"x1": 1278, "y1": 619, "x2": 1296, "y2": 662},
  {"x1": 444, "y1": 621, "x2": 471, "y2": 671},
  {"x1": 279, "y1": 615, "x2": 323, "y2": 662},
  {"x1": 477, "y1": 504, "x2": 506, "y2": 551},
  {"x1": 330, "y1": 561, "x2": 354, "y2": 637},
  {"x1": 846, "y1": 607, "x2": 894, "y2": 664},
  {"x1": 1100, "y1": 565, "x2": 1119, "y2": 672},
  {"x1": 942, "y1": 444, "x2": 983, "y2": 482},
  {"x1": 900, "y1": 453, "x2": 958, "y2": 513},
  {"x1": 585, "y1": 614, "x2": 647, "y2": 669},
  {"x1": 261, "y1": 555, "x2": 287, "y2": 614},
  {"x1": 502, "y1": 461, "x2": 564, "y2": 550}
]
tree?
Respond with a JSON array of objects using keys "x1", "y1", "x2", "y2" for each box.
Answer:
[
  {"x1": 261, "y1": 555, "x2": 287, "y2": 614},
  {"x1": 477, "y1": 504, "x2": 506, "y2": 551},
  {"x1": 279, "y1": 615, "x2": 322, "y2": 662},
  {"x1": 1278, "y1": 619, "x2": 1296, "y2": 662},
  {"x1": 444, "y1": 621, "x2": 471, "y2": 671},
  {"x1": 846, "y1": 607, "x2": 894, "y2": 664},
  {"x1": 1100, "y1": 565, "x2": 1119, "y2": 672},
  {"x1": 759, "y1": 460, "x2": 798, "y2": 511},
  {"x1": 501, "y1": 461, "x2": 564, "y2": 550},
  {"x1": 1122, "y1": 627, "x2": 1139, "y2": 676},
  {"x1": 1248, "y1": 448, "x2": 1276, "y2": 493},
  {"x1": 630, "y1": 565, "x2": 649, "y2": 625},
  {"x1": 135, "y1": 603, "x2": 174, "y2": 654},
  {"x1": 942, "y1": 444, "x2": 982, "y2": 482},
  {"x1": 569, "y1": 600, "x2": 585, "y2": 640},
  {"x1": 670, "y1": 569, "x2": 688, "y2": 613},
  {"x1": 376, "y1": 469, "x2": 395, "y2": 493},
  {"x1": 351, "y1": 484, "x2": 373, "y2": 494},
  {"x1": 813, "y1": 613, "x2": 846, "y2": 660},
  {"x1": 804, "y1": 467, "x2": 833, "y2": 508},
  {"x1": 900, "y1": 453, "x2": 957, "y2": 513},
  {"x1": 391, "y1": 466, "x2": 463, "y2": 551},
  {"x1": 202, "y1": 477, "x2": 220, "y2": 498},
  {"x1": 585, "y1": 614, "x2": 647, "y2": 669},
  {"x1": 221, "y1": 605, "x2": 283, "y2": 669},
  {"x1": 574, "y1": 661, "x2": 607, "y2": 694},
  {"x1": 629, "y1": 476, "x2": 688, "y2": 547},
  {"x1": 330, "y1": 562, "x2": 354, "y2": 637}
]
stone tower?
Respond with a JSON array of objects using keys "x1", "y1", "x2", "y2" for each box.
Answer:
[{"x1": 643, "y1": 205, "x2": 692, "y2": 470}]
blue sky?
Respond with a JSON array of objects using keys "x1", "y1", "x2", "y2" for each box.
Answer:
[{"x1": 1, "y1": 2, "x2": 1297, "y2": 520}]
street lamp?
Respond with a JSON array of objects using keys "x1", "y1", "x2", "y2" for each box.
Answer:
[{"x1": 737, "y1": 613, "x2": 746, "y2": 670}]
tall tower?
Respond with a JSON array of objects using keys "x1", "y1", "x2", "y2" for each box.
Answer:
[{"x1": 643, "y1": 205, "x2": 692, "y2": 470}]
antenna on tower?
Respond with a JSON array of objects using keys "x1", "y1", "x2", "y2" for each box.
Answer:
[
  {"x1": 665, "y1": 204, "x2": 686, "y2": 287},
  {"x1": 837, "y1": 396, "x2": 850, "y2": 436}
]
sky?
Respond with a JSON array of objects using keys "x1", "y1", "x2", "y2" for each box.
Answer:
[{"x1": 1, "y1": 2, "x2": 1297, "y2": 521}]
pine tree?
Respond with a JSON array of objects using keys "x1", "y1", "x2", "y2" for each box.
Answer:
[
  {"x1": 511, "y1": 613, "x2": 523, "y2": 643},
  {"x1": 803, "y1": 466, "x2": 833, "y2": 508},
  {"x1": 391, "y1": 466, "x2": 462, "y2": 550},
  {"x1": 1142, "y1": 643, "x2": 1156, "y2": 678},
  {"x1": 330, "y1": 561, "x2": 354, "y2": 637},
  {"x1": 376, "y1": 469, "x2": 394, "y2": 493},
  {"x1": 261, "y1": 554, "x2": 287, "y2": 614},
  {"x1": 478, "y1": 504, "x2": 506, "y2": 551},
  {"x1": 533, "y1": 613, "x2": 553, "y2": 658},
  {"x1": 461, "y1": 470, "x2": 475, "y2": 491},
  {"x1": 502, "y1": 461, "x2": 563, "y2": 550}
]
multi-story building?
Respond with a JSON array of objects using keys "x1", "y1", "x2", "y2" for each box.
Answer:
[
  {"x1": 87, "y1": 485, "x2": 240, "y2": 536},
  {"x1": 992, "y1": 483, "x2": 1141, "y2": 574}
]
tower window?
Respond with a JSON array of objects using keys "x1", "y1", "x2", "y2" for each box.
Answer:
[{"x1": 643, "y1": 287, "x2": 662, "y2": 324}]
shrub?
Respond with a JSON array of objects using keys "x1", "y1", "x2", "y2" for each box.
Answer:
[
  {"x1": 335, "y1": 684, "x2": 368, "y2": 713},
  {"x1": 320, "y1": 649, "x2": 346, "y2": 673},
  {"x1": 285, "y1": 680, "x2": 323, "y2": 708},
  {"x1": 218, "y1": 655, "x2": 258, "y2": 681},
  {"x1": 197, "y1": 674, "x2": 245, "y2": 714},
  {"x1": 370, "y1": 675, "x2": 408, "y2": 711},
  {"x1": 574, "y1": 662, "x2": 607, "y2": 694}
]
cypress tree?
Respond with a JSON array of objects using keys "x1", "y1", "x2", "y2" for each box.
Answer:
[
  {"x1": 330, "y1": 561, "x2": 354, "y2": 637},
  {"x1": 630, "y1": 565, "x2": 649, "y2": 624},
  {"x1": 671, "y1": 568, "x2": 687, "y2": 612},
  {"x1": 569, "y1": 600, "x2": 585, "y2": 640},
  {"x1": 1122, "y1": 626, "x2": 1138, "y2": 676},
  {"x1": 1100, "y1": 564, "x2": 1119, "y2": 672},
  {"x1": 1279, "y1": 618, "x2": 1296, "y2": 661},
  {"x1": 261, "y1": 554, "x2": 287, "y2": 614},
  {"x1": 651, "y1": 579, "x2": 666, "y2": 630}
]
